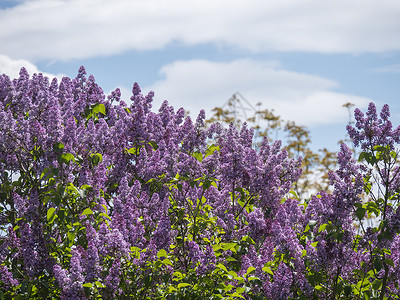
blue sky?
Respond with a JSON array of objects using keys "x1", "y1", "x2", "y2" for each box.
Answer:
[{"x1": 1, "y1": 0, "x2": 400, "y2": 151}]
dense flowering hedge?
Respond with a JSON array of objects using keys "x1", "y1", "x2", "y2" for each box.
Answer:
[{"x1": 0, "y1": 67, "x2": 400, "y2": 299}]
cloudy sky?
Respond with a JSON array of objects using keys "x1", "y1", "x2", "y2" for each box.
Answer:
[{"x1": 1, "y1": 0, "x2": 400, "y2": 151}]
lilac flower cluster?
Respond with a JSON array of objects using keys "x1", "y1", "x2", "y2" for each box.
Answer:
[
  {"x1": 1, "y1": 67, "x2": 399, "y2": 298},
  {"x1": 347, "y1": 102, "x2": 400, "y2": 151},
  {"x1": 53, "y1": 248, "x2": 86, "y2": 300}
]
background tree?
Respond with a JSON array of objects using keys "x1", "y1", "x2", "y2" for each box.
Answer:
[{"x1": 206, "y1": 92, "x2": 338, "y2": 198}]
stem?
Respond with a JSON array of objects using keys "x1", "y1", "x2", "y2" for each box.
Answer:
[
  {"x1": 192, "y1": 188, "x2": 205, "y2": 243},
  {"x1": 232, "y1": 181, "x2": 235, "y2": 213},
  {"x1": 379, "y1": 262, "x2": 389, "y2": 300},
  {"x1": 331, "y1": 266, "x2": 341, "y2": 299},
  {"x1": 235, "y1": 194, "x2": 254, "y2": 220}
]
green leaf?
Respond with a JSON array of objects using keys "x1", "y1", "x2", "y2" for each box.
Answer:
[
  {"x1": 59, "y1": 153, "x2": 75, "y2": 165},
  {"x1": 318, "y1": 223, "x2": 328, "y2": 233},
  {"x1": 358, "y1": 151, "x2": 370, "y2": 162},
  {"x1": 262, "y1": 266, "x2": 274, "y2": 276},
  {"x1": 315, "y1": 285, "x2": 328, "y2": 292},
  {"x1": 301, "y1": 249, "x2": 307, "y2": 258},
  {"x1": 47, "y1": 207, "x2": 56, "y2": 223},
  {"x1": 157, "y1": 249, "x2": 168, "y2": 259},
  {"x1": 216, "y1": 263, "x2": 228, "y2": 272},
  {"x1": 366, "y1": 201, "x2": 380, "y2": 217},
  {"x1": 125, "y1": 147, "x2": 137, "y2": 155},
  {"x1": 355, "y1": 207, "x2": 366, "y2": 220},
  {"x1": 372, "y1": 279, "x2": 382, "y2": 290},
  {"x1": 192, "y1": 151, "x2": 203, "y2": 162},
  {"x1": 364, "y1": 182, "x2": 372, "y2": 195},
  {"x1": 149, "y1": 141, "x2": 159, "y2": 150},
  {"x1": 205, "y1": 144, "x2": 219, "y2": 157},
  {"x1": 53, "y1": 142, "x2": 65, "y2": 153},
  {"x1": 173, "y1": 271, "x2": 183, "y2": 281},
  {"x1": 289, "y1": 190, "x2": 299, "y2": 200},
  {"x1": 374, "y1": 258, "x2": 382, "y2": 272},
  {"x1": 131, "y1": 246, "x2": 141, "y2": 259},
  {"x1": 192, "y1": 224, "x2": 199, "y2": 235},
  {"x1": 82, "y1": 282, "x2": 93, "y2": 288},
  {"x1": 359, "y1": 151, "x2": 378, "y2": 165},
  {"x1": 162, "y1": 259, "x2": 173, "y2": 266},
  {"x1": 40, "y1": 167, "x2": 51, "y2": 180},
  {"x1": 373, "y1": 145, "x2": 388, "y2": 152},
  {"x1": 241, "y1": 236, "x2": 255, "y2": 244},
  {"x1": 246, "y1": 266, "x2": 256, "y2": 276},
  {"x1": 226, "y1": 256, "x2": 237, "y2": 262},
  {"x1": 202, "y1": 180, "x2": 211, "y2": 190},
  {"x1": 384, "y1": 258, "x2": 395, "y2": 267},
  {"x1": 93, "y1": 103, "x2": 106, "y2": 115},
  {"x1": 67, "y1": 231, "x2": 75, "y2": 246},
  {"x1": 81, "y1": 208, "x2": 93, "y2": 216},
  {"x1": 221, "y1": 242, "x2": 237, "y2": 252},
  {"x1": 81, "y1": 184, "x2": 93, "y2": 191},
  {"x1": 228, "y1": 292, "x2": 245, "y2": 299},
  {"x1": 90, "y1": 153, "x2": 102, "y2": 166},
  {"x1": 247, "y1": 276, "x2": 259, "y2": 282},
  {"x1": 344, "y1": 285, "x2": 352, "y2": 296},
  {"x1": 95, "y1": 281, "x2": 106, "y2": 288},
  {"x1": 228, "y1": 270, "x2": 238, "y2": 279},
  {"x1": 97, "y1": 213, "x2": 111, "y2": 221},
  {"x1": 213, "y1": 244, "x2": 222, "y2": 251},
  {"x1": 177, "y1": 283, "x2": 191, "y2": 289}
]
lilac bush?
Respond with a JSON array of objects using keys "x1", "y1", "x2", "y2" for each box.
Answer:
[{"x1": 0, "y1": 67, "x2": 399, "y2": 299}]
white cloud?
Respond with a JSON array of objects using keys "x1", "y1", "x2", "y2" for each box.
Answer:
[
  {"x1": 372, "y1": 63, "x2": 400, "y2": 73},
  {"x1": 143, "y1": 59, "x2": 370, "y2": 127},
  {"x1": 0, "y1": 54, "x2": 63, "y2": 80},
  {"x1": 1, "y1": 0, "x2": 400, "y2": 60}
]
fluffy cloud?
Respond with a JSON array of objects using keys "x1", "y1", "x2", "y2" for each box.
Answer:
[
  {"x1": 0, "y1": 54, "x2": 371, "y2": 127},
  {"x1": 372, "y1": 63, "x2": 400, "y2": 73},
  {"x1": 143, "y1": 59, "x2": 370, "y2": 127},
  {"x1": 1, "y1": 0, "x2": 400, "y2": 60},
  {"x1": 0, "y1": 54, "x2": 63, "y2": 80}
]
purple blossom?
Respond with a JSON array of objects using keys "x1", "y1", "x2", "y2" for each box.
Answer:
[
  {"x1": 0, "y1": 265, "x2": 19, "y2": 289},
  {"x1": 53, "y1": 248, "x2": 86, "y2": 300},
  {"x1": 187, "y1": 241, "x2": 202, "y2": 267},
  {"x1": 150, "y1": 215, "x2": 171, "y2": 251},
  {"x1": 347, "y1": 102, "x2": 400, "y2": 150},
  {"x1": 197, "y1": 245, "x2": 216, "y2": 275},
  {"x1": 103, "y1": 259, "x2": 121, "y2": 298},
  {"x1": 264, "y1": 263, "x2": 294, "y2": 299},
  {"x1": 3, "y1": 66, "x2": 399, "y2": 298},
  {"x1": 247, "y1": 207, "x2": 268, "y2": 242}
]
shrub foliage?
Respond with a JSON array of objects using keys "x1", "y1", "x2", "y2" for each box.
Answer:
[{"x1": 1, "y1": 67, "x2": 400, "y2": 299}]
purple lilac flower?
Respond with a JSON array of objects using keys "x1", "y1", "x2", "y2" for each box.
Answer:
[
  {"x1": 53, "y1": 248, "x2": 86, "y2": 300},
  {"x1": 264, "y1": 263, "x2": 293, "y2": 299},
  {"x1": 103, "y1": 259, "x2": 121, "y2": 298},
  {"x1": 347, "y1": 102, "x2": 400, "y2": 151},
  {"x1": 150, "y1": 215, "x2": 171, "y2": 251},
  {"x1": 187, "y1": 241, "x2": 202, "y2": 267},
  {"x1": 247, "y1": 207, "x2": 268, "y2": 243},
  {"x1": 197, "y1": 245, "x2": 216, "y2": 275},
  {"x1": 0, "y1": 265, "x2": 19, "y2": 289}
]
